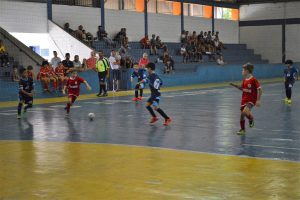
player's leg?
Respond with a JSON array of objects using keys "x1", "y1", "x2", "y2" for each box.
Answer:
[
  {"x1": 287, "y1": 82, "x2": 293, "y2": 104},
  {"x1": 146, "y1": 99, "x2": 158, "y2": 124},
  {"x1": 133, "y1": 84, "x2": 139, "y2": 101},
  {"x1": 23, "y1": 98, "x2": 33, "y2": 113},
  {"x1": 152, "y1": 99, "x2": 172, "y2": 126},
  {"x1": 17, "y1": 100, "x2": 24, "y2": 118},
  {"x1": 97, "y1": 73, "x2": 104, "y2": 96},
  {"x1": 284, "y1": 82, "x2": 289, "y2": 102},
  {"x1": 139, "y1": 83, "x2": 144, "y2": 100},
  {"x1": 65, "y1": 95, "x2": 77, "y2": 115},
  {"x1": 243, "y1": 103, "x2": 254, "y2": 127}
]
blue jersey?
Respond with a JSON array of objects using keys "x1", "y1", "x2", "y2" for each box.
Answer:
[
  {"x1": 19, "y1": 77, "x2": 34, "y2": 97},
  {"x1": 131, "y1": 69, "x2": 146, "y2": 82},
  {"x1": 284, "y1": 67, "x2": 298, "y2": 83},
  {"x1": 144, "y1": 73, "x2": 162, "y2": 98}
]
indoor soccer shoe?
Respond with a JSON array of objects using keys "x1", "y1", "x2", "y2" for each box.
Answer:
[
  {"x1": 287, "y1": 99, "x2": 292, "y2": 104},
  {"x1": 150, "y1": 117, "x2": 159, "y2": 124},
  {"x1": 138, "y1": 96, "x2": 143, "y2": 100},
  {"x1": 163, "y1": 118, "x2": 172, "y2": 126},
  {"x1": 17, "y1": 114, "x2": 21, "y2": 119},
  {"x1": 236, "y1": 129, "x2": 246, "y2": 135},
  {"x1": 132, "y1": 97, "x2": 139, "y2": 102},
  {"x1": 249, "y1": 120, "x2": 254, "y2": 128}
]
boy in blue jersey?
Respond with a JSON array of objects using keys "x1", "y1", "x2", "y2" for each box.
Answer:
[
  {"x1": 139, "y1": 62, "x2": 172, "y2": 126},
  {"x1": 17, "y1": 68, "x2": 34, "y2": 119},
  {"x1": 131, "y1": 63, "x2": 146, "y2": 101},
  {"x1": 284, "y1": 60, "x2": 298, "y2": 104}
]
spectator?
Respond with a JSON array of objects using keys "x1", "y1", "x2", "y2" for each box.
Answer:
[
  {"x1": 86, "y1": 51, "x2": 97, "y2": 70},
  {"x1": 62, "y1": 53, "x2": 74, "y2": 73},
  {"x1": 124, "y1": 56, "x2": 133, "y2": 69},
  {"x1": 150, "y1": 34, "x2": 157, "y2": 55},
  {"x1": 180, "y1": 44, "x2": 188, "y2": 63},
  {"x1": 97, "y1": 26, "x2": 115, "y2": 47},
  {"x1": 50, "y1": 51, "x2": 61, "y2": 69},
  {"x1": 114, "y1": 28, "x2": 126, "y2": 45},
  {"x1": 64, "y1": 23, "x2": 73, "y2": 34},
  {"x1": 214, "y1": 38, "x2": 225, "y2": 65},
  {"x1": 37, "y1": 61, "x2": 51, "y2": 92},
  {"x1": 109, "y1": 50, "x2": 121, "y2": 92},
  {"x1": 0, "y1": 40, "x2": 9, "y2": 66},
  {"x1": 156, "y1": 36, "x2": 166, "y2": 50},
  {"x1": 11, "y1": 65, "x2": 19, "y2": 82},
  {"x1": 55, "y1": 62, "x2": 67, "y2": 91},
  {"x1": 75, "y1": 25, "x2": 84, "y2": 40},
  {"x1": 180, "y1": 30, "x2": 187, "y2": 44},
  {"x1": 73, "y1": 55, "x2": 83, "y2": 71},
  {"x1": 186, "y1": 41, "x2": 194, "y2": 62},
  {"x1": 140, "y1": 36, "x2": 150, "y2": 49},
  {"x1": 163, "y1": 52, "x2": 175, "y2": 73},
  {"x1": 139, "y1": 53, "x2": 149, "y2": 68}
]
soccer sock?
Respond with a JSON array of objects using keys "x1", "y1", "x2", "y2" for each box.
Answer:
[
  {"x1": 240, "y1": 120, "x2": 245, "y2": 130},
  {"x1": 146, "y1": 106, "x2": 156, "y2": 118},
  {"x1": 287, "y1": 88, "x2": 292, "y2": 99},
  {"x1": 246, "y1": 113, "x2": 253, "y2": 122},
  {"x1": 66, "y1": 103, "x2": 71, "y2": 114},
  {"x1": 103, "y1": 84, "x2": 107, "y2": 94},
  {"x1": 156, "y1": 108, "x2": 169, "y2": 120},
  {"x1": 53, "y1": 80, "x2": 57, "y2": 89},
  {"x1": 135, "y1": 90, "x2": 138, "y2": 98},
  {"x1": 140, "y1": 89, "x2": 143, "y2": 97},
  {"x1": 17, "y1": 103, "x2": 23, "y2": 115}
]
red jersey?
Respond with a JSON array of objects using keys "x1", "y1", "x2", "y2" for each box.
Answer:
[
  {"x1": 27, "y1": 71, "x2": 34, "y2": 79},
  {"x1": 38, "y1": 67, "x2": 47, "y2": 78},
  {"x1": 47, "y1": 67, "x2": 56, "y2": 77},
  {"x1": 55, "y1": 66, "x2": 65, "y2": 76},
  {"x1": 241, "y1": 76, "x2": 261, "y2": 106},
  {"x1": 65, "y1": 76, "x2": 85, "y2": 97}
]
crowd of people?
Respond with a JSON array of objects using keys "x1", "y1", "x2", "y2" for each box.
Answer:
[{"x1": 180, "y1": 30, "x2": 226, "y2": 65}]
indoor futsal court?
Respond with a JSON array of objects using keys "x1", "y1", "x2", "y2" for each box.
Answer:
[{"x1": 1, "y1": 81, "x2": 300, "y2": 199}]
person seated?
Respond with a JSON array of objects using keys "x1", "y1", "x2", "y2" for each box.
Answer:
[
  {"x1": 64, "y1": 23, "x2": 74, "y2": 34},
  {"x1": 140, "y1": 36, "x2": 150, "y2": 49},
  {"x1": 37, "y1": 61, "x2": 51, "y2": 92},
  {"x1": 139, "y1": 53, "x2": 149, "y2": 68},
  {"x1": 155, "y1": 36, "x2": 166, "y2": 50},
  {"x1": 180, "y1": 30, "x2": 187, "y2": 44},
  {"x1": 180, "y1": 44, "x2": 188, "y2": 63},
  {"x1": 163, "y1": 53, "x2": 174, "y2": 73},
  {"x1": 114, "y1": 28, "x2": 126, "y2": 45},
  {"x1": 46, "y1": 63, "x2": 58, "y2": 91},
  {"x1": 55, "y1": 62, "x2": 67, "y2": 91},
  {"x1": 0, "y1": 40, "x2": 9, "y2": 67},
  {"x1": 75, "y1": 25, "x2": 84, "y2": 40},
  {"x1": 62, "y1": 53, "x2": 74, "y2": 73},
  {"x1": 214, "y1": 38, "x2": 225, "y2": 65},
  {"x1": 97, "y1": 26, "x2": 115, "y2": 47},
  {"x1": 150, "y1": 34, "x2": 157, "y2": 55},
  {"x1": 186, "y1": 41, "x2": 194, "y2": 62},
  {"x1": 85, "y1": 51, "x2": 97, "y2": 71}
]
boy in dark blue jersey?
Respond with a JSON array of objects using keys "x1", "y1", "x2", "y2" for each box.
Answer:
[
  {"x1": 17, "y1": 68, "x2": 34, "y2": 119},
  {"x1": 139, "y1": 62, "x2": 172, "y2": 126},
  {"x1": 284, "y1": 60, "x2": 298, "y2": 104},
  {"x1": 131, "y1": 63, "x2": 146, "y2": 101}
]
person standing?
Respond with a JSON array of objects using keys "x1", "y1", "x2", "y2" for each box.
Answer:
[
  {"x1": 284, "y1": 60, "x2": 298, "y2": 104},
  {"x1": 109, "y1": 50, "x2": 121, "y2": 92},
  {"x1": 96, "y1": 51, "x2": 110, "y2": 97}
]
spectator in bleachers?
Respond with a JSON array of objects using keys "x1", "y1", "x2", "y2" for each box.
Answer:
[
  {"x1": 180, "y1": 44, "x2": 188, "y2": 63},
  {"x1": 50, "y1": 51, "x2": 61, "y2": 69},
  {"x1": 64, "y1": 23, "x2": 73, "y2": 34},
  {"x1": 73, "y1": 55, "x2": 84, "y2": 71},
  {"x1": 11, "y1": 65, "x2": 19, "y2": 82},
  {"x1": 114, "y1": 28, "x2": 126, "y2": 45},
  {"x1": 180, "y1": 30, "x2": 187, "y2": 44},
  {"x1": 155, "y1": 36, "x2": 166, "y2": 50},
  {"x1": 37, "y1": 61, "x2": 50, "y2": 92},
  {"x1": 0, "y1": 40, "x2": 9, "y2": 67},
  {"x1": 85, "y1": 51, "x2": 97, "y2": 70},
  {"x1": 62, "y1": 53, "x2": 74, "y2": 73},
  {"x1": 214, "y1": 38, "x2": 226, "y2": 65},
  {"x1": 150, "y1": 34, "x2": 157, "y2": 55},
  {"x1": 139, "y1": 53, "x2": 149, "y2": 68},
  {"x1": 97, "y1": 26, "x2": 115, "y2": 47},
  {"x1": 140, "y1": 36, "x2": 150, "y2": 49},
  {"x1": 75, "y1": 25, "x2": 84, "y2": 40},
  {"x1": 125, "y1": 56, "x2": 133, "y2": 69}
]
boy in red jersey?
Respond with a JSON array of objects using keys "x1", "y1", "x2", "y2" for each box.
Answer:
[
  {"x1": 27, "y1": 65, "x2": 34, "y2": 79},
  {"x1": 62, "y1": 71, "x2": 91, "y2": 116},
  {"x1": 46, "y1": 64, "x2": 58, "y2": 91},
  {"x1": 230, "y1": 63, "x2": 262, "y2": 135},
  {"x1": 55, "y1": 62, "x2": 67, "y2": 91},
  {"x1": 37, "y1": 61, "x2": 50, "y2": 92}
]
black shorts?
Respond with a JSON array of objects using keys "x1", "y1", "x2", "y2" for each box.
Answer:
[
  {"x1": 19, "y1": 95, "x2": 33, "y2": 104},
  {"x1": 147, "y1": 96, "x2": 160, "y2": 107},
  {"x1": 112, "y1": 69, "x2": 121, "y2": 80},
  {"x1": 285, "y1": 81, "x2": 294, "y2": 89},
  {"x1": 98, "y1": 71, "x2": 107, "y2": 82}
]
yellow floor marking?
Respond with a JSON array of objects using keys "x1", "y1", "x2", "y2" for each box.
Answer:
[
  {"x1": 0, "y1": 78, "x2": 282, "y2": 108},
  {"x1": 0, "y1": 141, "x2": 299, "y2": 200}
]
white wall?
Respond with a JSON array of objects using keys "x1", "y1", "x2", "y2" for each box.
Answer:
[
  {"x1": 0, "y1": 0, "x2": 48, "y2": 33},
  {"x1": 48, "y1": 20, "x2": 93, "y2": 61},
  {"x1": 52, "y1": 4, "x2": 239, "y2": 43},
  {"x1": 240, "y1": 2, "x2": 300, "y2": 63}
]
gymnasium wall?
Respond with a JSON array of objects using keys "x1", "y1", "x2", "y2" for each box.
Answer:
[{"x1": 239, "y1": 2, "x2": 300, "y2": 63}]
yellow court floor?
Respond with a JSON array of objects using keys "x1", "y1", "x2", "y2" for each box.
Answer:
[{"x1": 1, "y1": 141, "x2": 299, "y2": 200}]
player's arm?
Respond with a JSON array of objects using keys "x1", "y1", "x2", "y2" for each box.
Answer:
[
  {"x1": 229, "y1": 83, "x2": 242, "y2": 90},
  {"x1": 84, "y1": 80, "x2": 92, "y2": 90},
  {"x1": 256, "y1": 87, "x2": 262, "y2": 107},
  {"x1": 19, "y1": 84, "x2": 32, "y2": 97}
]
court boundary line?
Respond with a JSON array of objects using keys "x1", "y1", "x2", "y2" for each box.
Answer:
[{"x1": 1, "y1": 139, "x2": 299, "y2": 164}]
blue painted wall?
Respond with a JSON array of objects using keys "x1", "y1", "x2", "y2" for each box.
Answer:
[{"x1": 0, "y1": 63, "x2": 296, "y2": 102}]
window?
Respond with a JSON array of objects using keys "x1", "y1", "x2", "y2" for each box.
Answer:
[
  {"x1": 214, "y1": 7, "x2": 232, "y2": 20},
  {"x1": 124, "y1": 0, "x2": 135, "y2": 11},
  {"x1": 157, "y1": 0, "x2": 173, "y2": 15},
  {"x1": 105, "y1": 0, "x2": 119, "y2": 10}
]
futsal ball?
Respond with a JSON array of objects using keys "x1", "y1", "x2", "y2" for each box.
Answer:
[{"x1": 88, "y1": 113, "x2": 95, "y2": 121}]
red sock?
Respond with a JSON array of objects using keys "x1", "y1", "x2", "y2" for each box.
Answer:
[
  {"x1": 240, "y1": 120, "x2": 245, "y2": 130},
  {"x1": 53, "y1": 80, "x2": 57, "y2": 89},
  {"x1": 66, "y1": 103, "x2": 71, "y2": 114}
]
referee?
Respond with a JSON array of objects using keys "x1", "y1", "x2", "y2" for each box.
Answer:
[{"x1": 96, "y1": 51, "x2": 110, "y2": 97}]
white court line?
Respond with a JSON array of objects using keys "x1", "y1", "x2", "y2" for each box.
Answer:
[
  {"x1": 242, "y1": 144, "x2": 300, "y2": 151},
  {"x1": 0, "y1": 113, "x2": 15, "y2": 116}
]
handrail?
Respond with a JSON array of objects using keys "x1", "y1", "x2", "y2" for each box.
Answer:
[{"x1": 0, "y1": 26, "x2": 45, "y2": 65}]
